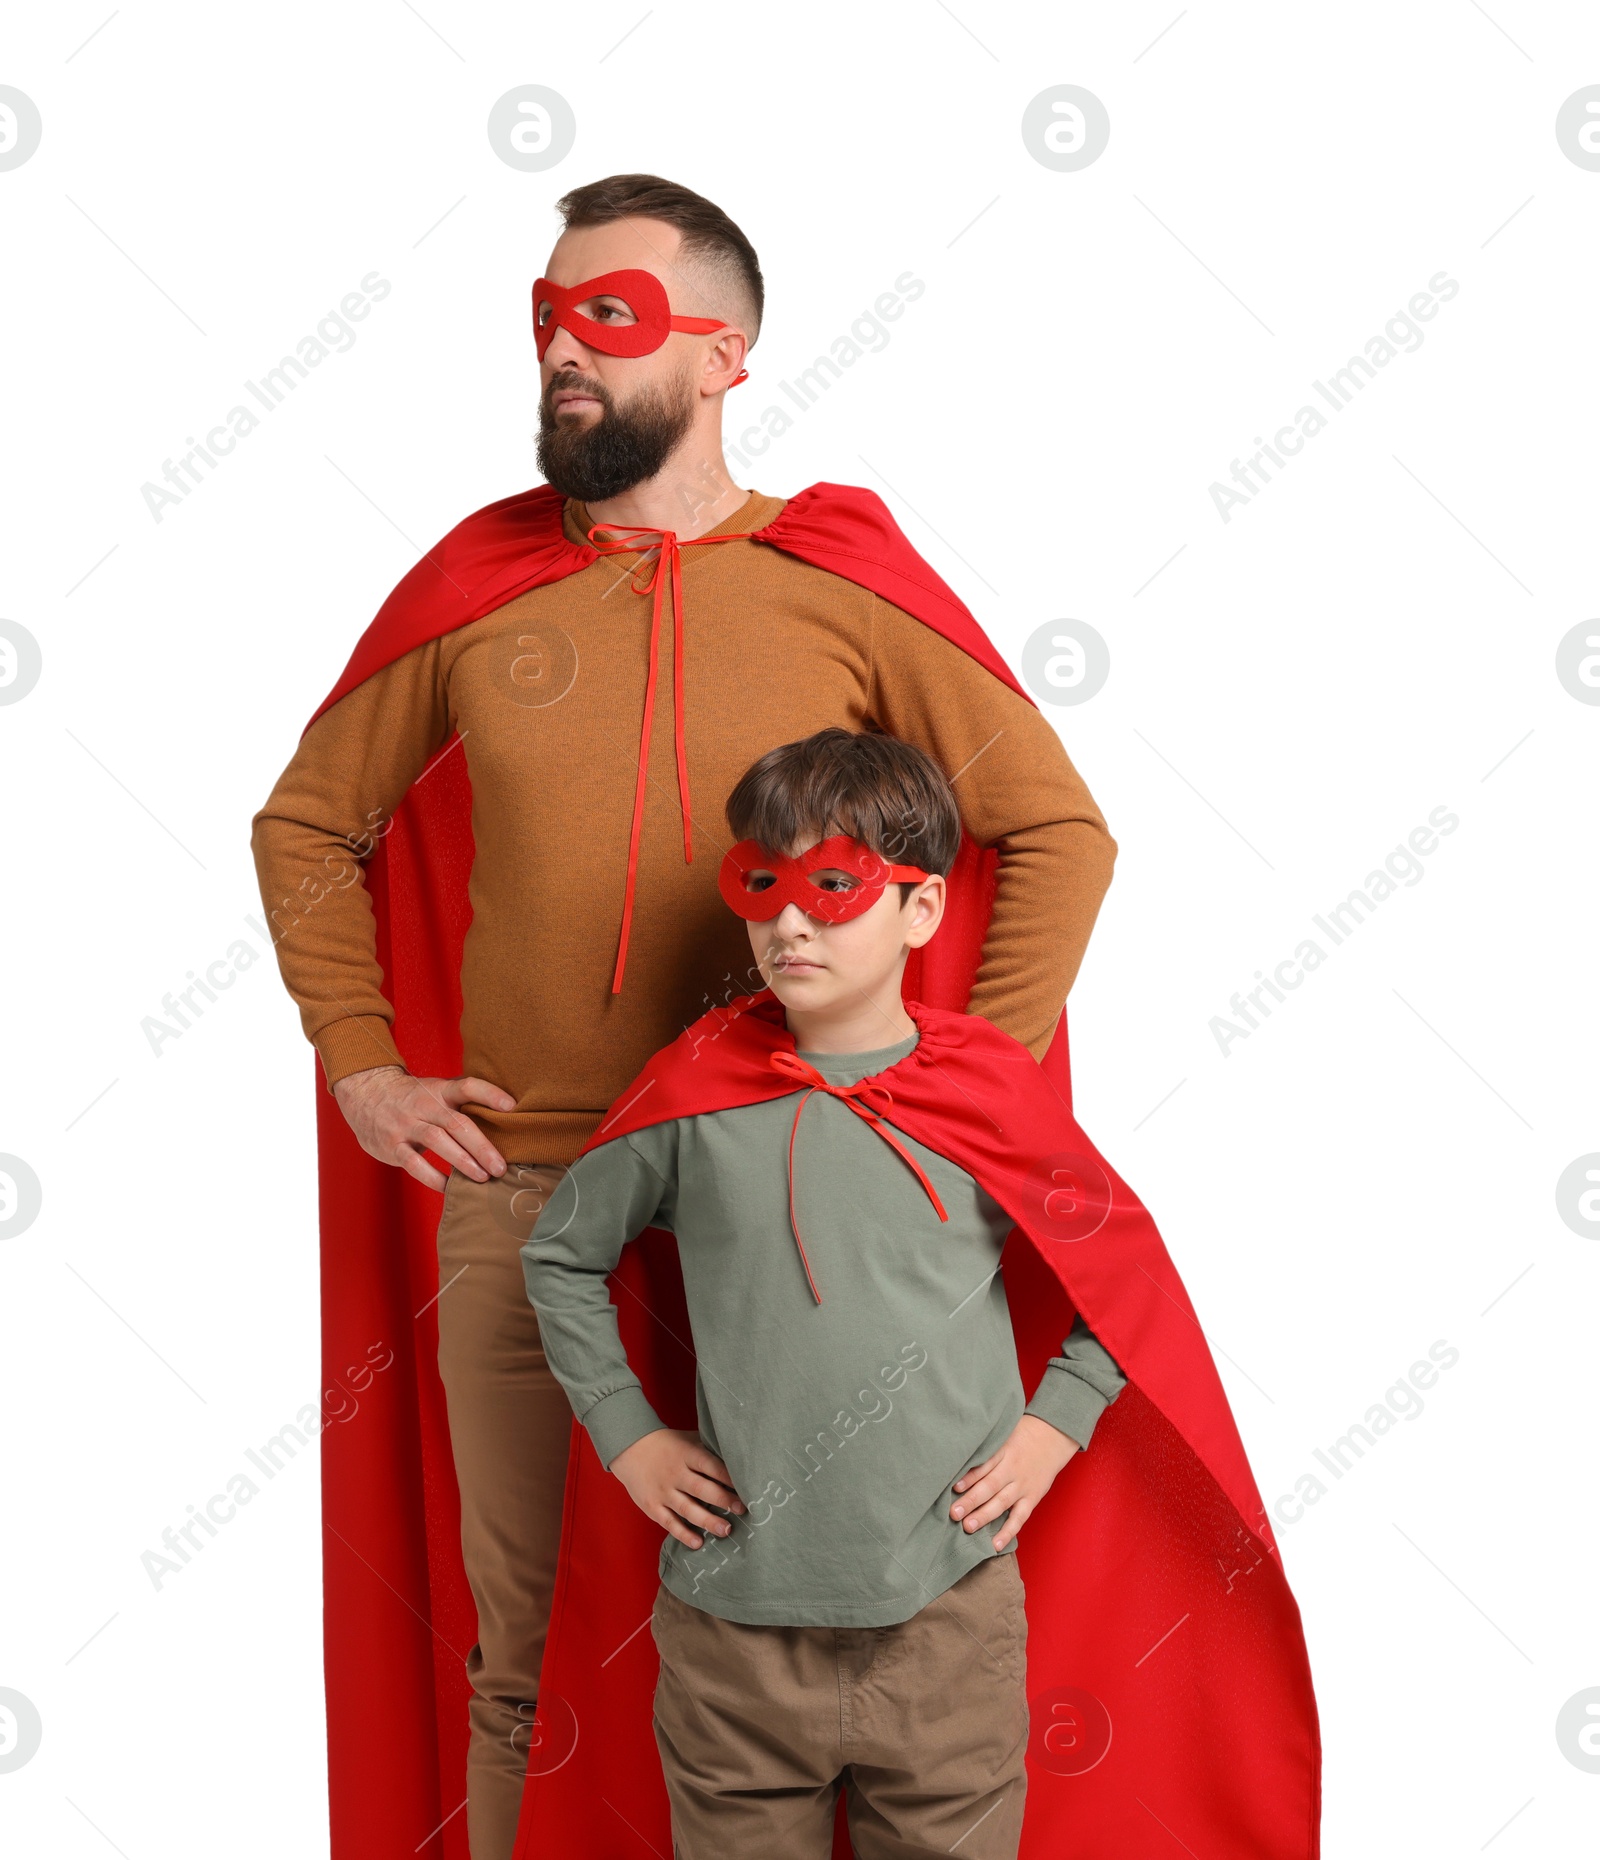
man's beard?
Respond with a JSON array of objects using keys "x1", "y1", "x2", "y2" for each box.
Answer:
[{"x1": 536, "y1": 366, "x2": 698, "y2": 502}]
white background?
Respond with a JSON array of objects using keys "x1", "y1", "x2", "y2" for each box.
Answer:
[{"x1": 2, "y1": 2, "x2": 1597, "y2": 1854}]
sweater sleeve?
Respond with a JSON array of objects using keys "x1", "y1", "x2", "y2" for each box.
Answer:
[
  {"x1": 520, "y1": 1125, "x2": 679, "y2": 1469},
  {"x1": 865, "y1": 594, "x2": 1117, "y2": 1059},
  {"x1": 250, "y1": 639, "x2": 451, "y2": 1087},
  {"x1": 1024, "y1": 1311, "x2": 1128, "y2": 1449}
]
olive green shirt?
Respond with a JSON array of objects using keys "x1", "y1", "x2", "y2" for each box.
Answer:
[{"x1": 522, "y1": 1028, "x2": 1126, "y2": 1627}]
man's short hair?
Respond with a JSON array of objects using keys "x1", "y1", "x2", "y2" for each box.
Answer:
[
  {"x1": 553, "y1": 173, "x2": 764, "y2": 344},
  {"x1": 725, "y1": 728, "x2": 962, "y2": 899}
]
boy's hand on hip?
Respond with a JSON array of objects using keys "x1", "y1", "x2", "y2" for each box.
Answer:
[
  {"x1": 610, "y1": 1429, "x2": 747, "y2": 1550},
  {"x1": 950, "y1": 1414, "x2": 1081, "y2": 1552}
]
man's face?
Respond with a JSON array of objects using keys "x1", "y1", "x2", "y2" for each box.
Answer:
[
  {"x1": 742, "y1": 836, "x2": 946, "y2": 1016},
  {"x1": 534, "y1": 217, "x2": 722, "y2": 502}
]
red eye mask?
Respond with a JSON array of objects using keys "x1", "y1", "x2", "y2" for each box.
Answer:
[
  {"x1": 533, "y1": 269, "x2": 749, "y2": 385},
  {"x1": 718, "y1": 836, "x2": 929, "y2": 924}
]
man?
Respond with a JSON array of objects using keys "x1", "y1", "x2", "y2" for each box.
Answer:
[{"x1": 253, "y1": 173, "x2": 1117, "y2": 1860}]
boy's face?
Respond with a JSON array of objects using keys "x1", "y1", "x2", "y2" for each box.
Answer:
[{"x1": 740, "y1": 835, "x2": 946, "y2": 1014}]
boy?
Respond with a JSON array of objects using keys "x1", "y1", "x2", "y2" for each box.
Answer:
[{"x1": 522, "y1": 726, "x2": 1126, "y2": 1858}]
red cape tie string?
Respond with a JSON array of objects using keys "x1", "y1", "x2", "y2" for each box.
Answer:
[
  {"x1": 587, "y1": 521, "x2": 759, "y2": 994},
  {"x1": 767, "y1": 1048, "x2": 950, "y2": 1304}
]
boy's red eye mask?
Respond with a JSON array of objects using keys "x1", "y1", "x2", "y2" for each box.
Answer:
[
  {"x1": 532, "y1": 269, "x2": 748, "y2": 384},
  {"x1": 718, "y1": 835, "x2": 929, "y2": 924}
]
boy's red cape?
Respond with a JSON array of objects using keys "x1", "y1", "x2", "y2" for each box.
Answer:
[{"x1": 303, "y1": 480, "x2": 1320, "y2": 1860}]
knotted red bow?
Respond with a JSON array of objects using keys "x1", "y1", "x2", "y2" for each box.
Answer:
[
  {"x1": 768, "y1": 1048, "x2": 949, "y2": 1304},
  {"x1": 586, "y1": 520, "x2": 760, "y2": 993}
]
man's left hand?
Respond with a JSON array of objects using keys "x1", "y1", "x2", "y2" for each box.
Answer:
[{"x1": 950, "y1": 1414, "x2": 1081, "y2": 1551}]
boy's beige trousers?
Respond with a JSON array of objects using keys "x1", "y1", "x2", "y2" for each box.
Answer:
[{"x1": 651, "y1": 1552, "x2": 1030, "y2": 1858}]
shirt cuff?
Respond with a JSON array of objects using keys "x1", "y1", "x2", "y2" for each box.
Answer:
[
  {"x1": 312, "y1": 1015, "x2": 406, "y2": 1090},
  {"x1": 1025, "y1": 1368, "x2": 1111, "y2": 1451},
  {"x1": 581, "y1": 1385, "x2": 668, "y2": 1471}
]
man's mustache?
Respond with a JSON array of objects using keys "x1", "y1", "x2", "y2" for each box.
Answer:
[{"x1": 546, "y1": 373, "x2": 611, "y2": 412}]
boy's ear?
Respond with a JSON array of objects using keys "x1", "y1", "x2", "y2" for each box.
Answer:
[{"x1": 902, "y1": 873, "x2": 947, "y2": 949}]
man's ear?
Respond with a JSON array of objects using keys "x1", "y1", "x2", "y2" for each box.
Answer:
[{"x1": 700, "y1": 327, "x2": 749, "y2": 397}]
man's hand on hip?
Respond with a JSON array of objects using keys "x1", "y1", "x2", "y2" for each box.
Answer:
[{"x1": 332, "y1": 1065, "x2": 517, "y2": 1192}]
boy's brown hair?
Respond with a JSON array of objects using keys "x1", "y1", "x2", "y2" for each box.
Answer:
[{"x1": 725, "y1": 728, "x2": 961, "y2": 900}]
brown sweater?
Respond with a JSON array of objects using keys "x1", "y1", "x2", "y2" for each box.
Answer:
[{"x1": 251, "y1": 488, "x2": 1117, "y2": 1166}]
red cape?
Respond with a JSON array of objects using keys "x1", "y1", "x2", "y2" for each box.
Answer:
[
  {"x1": 511, "y1": 991, "x2": 1319, "y2": 1858},
  {"x1": 301, "y1": 481, "x2": 1319, "y2": 1859}
]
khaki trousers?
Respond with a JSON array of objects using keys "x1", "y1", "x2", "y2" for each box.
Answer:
[
  {"x1": 435, "y1": 1162, "x2": 574, "y2": 1860},
  {"x1": 650, "y1": 1552, "x2": 1030, "y2": 1859}
]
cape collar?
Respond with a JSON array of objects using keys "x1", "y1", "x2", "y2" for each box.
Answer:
[
  {"x1": 728, "y1": 986, "x2": 950, "y2": 1082},
  {"x1": 558, "y1": 486, "x2": 784, "y2": 552}
]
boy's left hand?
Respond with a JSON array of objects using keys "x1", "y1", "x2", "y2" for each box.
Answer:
[{"x1": 950, "y1": 1414, "x2": 1081, "y2": 1551}]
